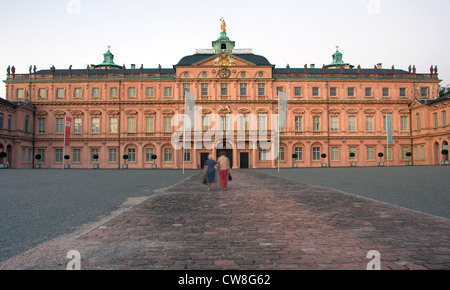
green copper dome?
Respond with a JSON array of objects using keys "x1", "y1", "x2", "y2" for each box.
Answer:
[
  {"x1": 325, "y1": 46, "x2": 354, "y2": 69},
  {"x1": 95, "y1": 46, "x2": 122, "y2": 69}
]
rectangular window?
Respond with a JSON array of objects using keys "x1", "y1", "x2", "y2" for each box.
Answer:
[
  {"x1": 258, "y1": 115, "x2": 267, "y2": 131},
  {"x1": 294, "y1": 87, "x2": 302, "y2": 97},
  {"x1": 414, "y1": 146, "x2": 419, "y2": 161},
  {"x1": 28, "y1": 148, "x2": 32, "y2": 163},
  {"x1": 276, "y1": 87, "x2": 284, "y2": 95},
  {"x1": 382, "y1": 87, "x2": 389, "y2": 97},
  {"x1": 73, "y1": 149, "x2": 81, "y2": 162},
  {"x1": 201, "y1": 83, "x2": 209, "y2": 96},
  {"x1": 366, "y1": 116, "x2": 373, "y2": 132},
  {"x1": 0, "y1": 113, "x2": 3, "y2": 129},
  {"x1": 39, "y1": 88, "x2": 48, "y2": 98},
  {"x1": 74, "y1": 117, "x2": 82, "y2": 133},
  {"x1": 146, "y1": 87, "x2": 154, "y2": 98},
  {"x1": 331, "y1": 147, "x2": 339, "y2": 161},
  {"x1": 21, "y1": 148, "x2": 25, "y2": 163},
  {"x1": 258, "y1": 83, "x2": 265, "y2": 96},
  {"x1": 383, "y1": 116, "x2": 387, "y2": 132},
  {"x1": 7, "y1": 115, "x2": 12, "y2": 130},
  {"x1": 127, "y1": 117, "x2": 136, "y2": 133},
  {"x1": 128, "y1": 148, "x2": 136, "y2": 162},
  {"x1": 278, "y1": 147, "x2": 285, "y2": 161},
  {"x1": 220, "y1": 116, "x2": 229, "y2": 131},
  {"x1": 330, "y1": 87, "x2": 337, "y2": 97},
  {"x1": 110, "y1": 87, "x2": 118, "y2": 98},
  {"x1": 109, "y1": 117, "x2": 117, "y2": 133},
  {"x1": 184, "y1": 149, "x2": 191, "y2": 162},
  {"x1": 313, "y1": 116, "x2": 320, "y2": 132},
  {"x1": 164, "y1": 148, "x2": 172, "y2": 162},
  {"x1": 295, "y1": 116, "x2": 303, "y2": 132},
  {"x1": 347, "y1": 87, "x2": 355, "y2": 97},
  {"x1": 146, "y1": 148, "x2": 154, "y2": 162},
  {"x1": 91, "y1": 149, "x2": 99, "y2": 162},
  {"x1": 402, "y1": 147, "x2": 409, "y2": 160},
  {"x1": 74, "y1": 88, "x2": 83, "y2": 98},
  {"x1": 164, "y1": 117, "x2": 172, "y2": 133},
  {"x1": 128, "y1": 87, "x2": 136, "y2": 98},
  {"x1": 145, "y1": 117, "x2": 154, "y2": 133},
  {"x1": 25, "y1": 116, "x2": 29, "y2": 132},
  {"x1": 443, "y1": 111, "x2": 447, "y2": 126},
  {"x1": 221, "y1": 83, "x2": 228, "y2": 96},
  {"x1": 348, "y1": 116, "x2": 356, "y2": 132},
  {"x1": 183, "y1": 84, "x2": 190, "y2": 96},
  {"x1": 294, "y1": 147, "x2": 303, "y2": 161},
  {"x1": 416, "y1": 114, "x2": 421, "y2": 130},
  {"x1": 367, "y1": 147, "x2": 375, "y2": 160},
  {"x1": 240, "y1": 115, "x2": 249, "y2": 131},
  {"x1": 312, "y1": 147, "x2": 320, "y2": 161},
  {"x1": 401, "y1": 116, "x2": 408, "y2": 132},
  {"x1": 164, "y1": 87, "x2": 172, "y2": 97},
  {"x1": 17, "y1": 88, "x2": 25, "y2": 99},
  {"x1": 434, "y1": 113, "x2": 438, "y2": 128},
  {"x1": 38, "y1": 118, "x2": 45, "y2": 133},
  {"x1": 92, "y1": 88, "x2": 100, "y2": 98},
  {"x1": 55, "y1": 149, "x2": 62, "y2": 163},
  {"x1": 56, "y1": 118, "x2": 64, "y2": 133},
  {"x1": 109, "y1": 148, "x2": 117, "y2": 162},
  {"x1": 399, "y1": 88, "x2": 406, "y2": 97},
  {"x1": 259, "y1": 148, "x2": 267, "y2": 161},
  {"x1": 202, "y1": 116, "x2": 209, "y2": 132},
  {"x1": 92, "y1": 117, "x2": 100, "y2": 133},
  {"x1": 365, "y1": 87, "x2": 372, "y2": 97},
  {"x1": 421, "y1": 145, "x2": 425, "y2": 160},
  {"x1": 421, "y1": 87, "x2": 428, "y2": 98},
  {"x1": 56, "y1": 88, "x2": 65, "y2": 99},
  {"x1": 349, "y1": 147, "x2": 357, "y2": 160},
  {"x1": 240, "y1": 83, "x2": 247, "y2": 96},
  {"x1": 312, "y1": 87, "x2": 319, "y2": 97},
  {"x1": 330, "y1": 116, "x2": 338, "y2": 132},
  {"x1": 37, "y1": 149, "x2": 45, "y2": 163}
]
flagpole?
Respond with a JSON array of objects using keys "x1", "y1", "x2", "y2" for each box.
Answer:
[{"x1": 63, "y1": 115, "x2": 66, "y2": 170}]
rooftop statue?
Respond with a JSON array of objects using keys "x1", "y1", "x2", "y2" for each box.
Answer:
[{"x1": 220, "y1": 18, "x2": 226, "y2": 32}]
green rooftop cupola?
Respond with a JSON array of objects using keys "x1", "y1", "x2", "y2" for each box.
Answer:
[
  {"x1": 325, "y1": 46, "x2": 354, "y2": 69},
  {"x1": 212, "y1": 18, "x2": 235, "y2": 53},
  {"x1": 95, "y1": 46, "x2": 122, "y2": 69}
]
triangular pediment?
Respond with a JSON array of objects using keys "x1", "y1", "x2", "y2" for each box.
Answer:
[
  {"x1": 409, "y1": 99, "x2": 424, "y2": 110},
  {"x1": 193, "y1": 52, "x2": 257, "y2": 67}
]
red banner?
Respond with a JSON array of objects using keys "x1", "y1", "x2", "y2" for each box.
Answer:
[{"x1": 65, "y1": 116, "x2": 72, "y2": 146}]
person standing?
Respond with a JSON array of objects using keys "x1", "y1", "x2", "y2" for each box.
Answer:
[
  {"x1": 217, "y1": 151, "x2": 231, "y2": 191},
  {"x1": 203, "y1": 154, "x2": 217, "y2": 191}
]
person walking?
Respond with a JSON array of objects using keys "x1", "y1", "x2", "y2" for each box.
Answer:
[
  {"x1": 217, "y1": 151, "x2": 231, "y2": 191},
  {"x1": 203, "y1": 154, "x2": 217, "y2": 191}
]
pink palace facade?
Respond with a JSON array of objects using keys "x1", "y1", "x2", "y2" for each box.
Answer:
[{"x1": 1, "y1": 27, "x2": 449, "y2": 169}]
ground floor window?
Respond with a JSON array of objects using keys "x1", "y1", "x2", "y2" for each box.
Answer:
[
  {"x1": 312, "y1": 147, "x2": 320, "y2": 161},
  {"x1": 109, "y1": 148, "x2": 117, "y2": 162},
  {"x1": 128, "y1": 148, "x2": 136, "y2": 162},
  {"x1": 164, "y1": 148, "x2": 172, "y2": 162},
  {"x1": 294, "y1": 147, "x2": 303, "y2": 161},
  {"x1": 55, "y1": 149, "x2": 63, "y2": 163},
  {"x1": 73, "y1": 149, "x2": 81, "y2": 162}
]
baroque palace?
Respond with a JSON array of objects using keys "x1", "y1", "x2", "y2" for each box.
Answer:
[{"x1": 1, "y1": 21, "x2": 449, "y2": 169}]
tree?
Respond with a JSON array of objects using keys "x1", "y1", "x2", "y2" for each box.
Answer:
[{"x1": 439, "y1": 84, "x2": 450, "y2": 97}]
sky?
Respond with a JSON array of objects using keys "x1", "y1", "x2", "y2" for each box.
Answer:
[{"x1": 1, "y1": 0, "x2": 449, "y2": 100}]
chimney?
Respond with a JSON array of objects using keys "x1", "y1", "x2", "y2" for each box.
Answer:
[
  {"x1": 376, "y1": 63, "x2": 383, "y2": 69},
  {"x1": 310, "y1": 64, "x2": 315, "y2": 68},
  {"x1": 131, "y1": 64, "x2": 136, "y2": 69}
]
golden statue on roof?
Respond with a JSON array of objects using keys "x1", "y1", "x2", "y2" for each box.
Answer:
[{"x1": 220, "y1": 18, "x2": 226, "y2": 32}]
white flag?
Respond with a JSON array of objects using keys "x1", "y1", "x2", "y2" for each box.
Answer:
[
  {"x1": 278, "y1": 91, "x2": 288, "y2": 130},
  {"x1": 185, "y1": 91, "x2": 195, "y2": 129}
]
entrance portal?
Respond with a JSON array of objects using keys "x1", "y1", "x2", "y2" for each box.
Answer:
[{"x1": 240, "y1": 152, "x2": 249, "y2": 168}]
